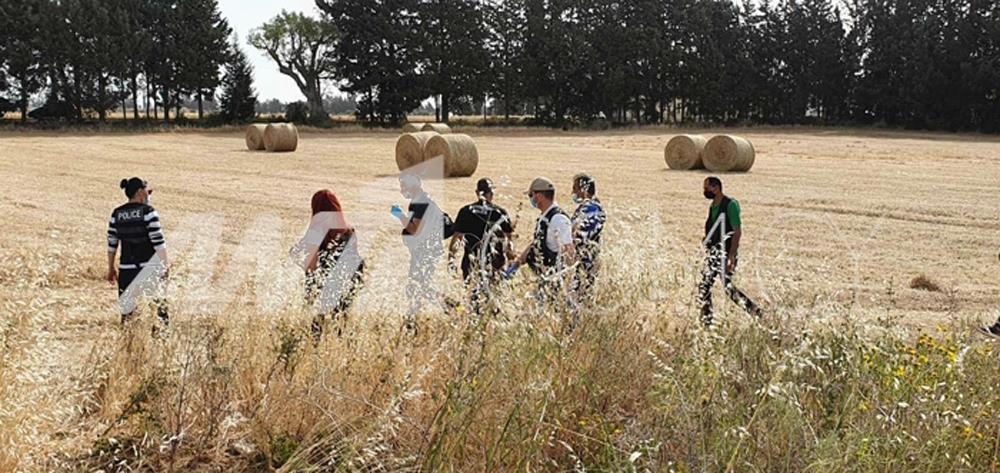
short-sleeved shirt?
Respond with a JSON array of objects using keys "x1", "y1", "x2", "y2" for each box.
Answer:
[
  {"x1": 572, "y1": 199, "x2": 606, "y2": 244},
  {"x1": 403, "y1": 192, "x2": 443, "y2": 253},
  {"x1": 408, "y1": 201, "x2": 427, "y2": 222},
  {"x1": 454, "y1": 201, "x2": 512, "y2": 251},
  {"x1": 545, "y1": 211, "x2": 573, "y2": 253},
  {"x1": 453, "y1": 201, "x2": 513, "y2": 276},
  {"x1": 709, "y1": 199, "x2": 741, "y2": 231}
]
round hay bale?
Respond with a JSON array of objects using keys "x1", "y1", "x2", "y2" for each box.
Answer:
[
  {"x1": 245, "y1": 124, "x2": 267, "y2": 151},
  {"x1": 395, "y1": 131, "x2": 439, "y2": 171},
  {"x1": 703, "y1": 135, "x2": 755, "y2": 172},
  {"x1": 402, "y1": 123, "x2": 424, "y2": 133},
  {"x1": 664, "y1": 134, "x2": 708, "y2": 170},
  {"x1": 421, "y1": 123, "x2": 452, "y2": 134},
  {"x1": 424, "y1": 134, "x2": 479, "y2": 178},
  {"x1": 263, "y1": 123, "x2": 299, "y2": 152}
]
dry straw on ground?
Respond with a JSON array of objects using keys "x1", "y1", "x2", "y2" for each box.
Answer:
[
  {"x1": 910, "y1": 274, "x2": 942, "y2": 292},
  {"x1": 424, "y1": 133, "x2": 479, "y2": 177},
  {"x1": 704, "y1": 135, "x2": 755, "y2": 172},
  {"x1": 402, "y1": 123, "x2": 424, "y2": 133},
  {"x1": 395, "y1": 131, "x2": 439, "y2": 171},
  {"x1": 665, "y1": 134, "x2": 708, "y2": 170},
  {"x1": 422, "y1": 123, "x2": 452, "y2": 134},
  {"x1": 263, "y1": 123, "x2": 298, "y2": 152},
  {"x1": 245, "y1": 124, "x2": 267, "y2": 151},
  {"x1": 1, "y1": 128, "x2": 999, "y2": 471}
]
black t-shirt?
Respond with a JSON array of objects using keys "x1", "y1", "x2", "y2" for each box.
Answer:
[
  {"x1": 402, "y1": 193, "x2": 443, "y2": 254},
  {"x1": 408, "y1": 201, "x2": 428, "y2": 221},
  {"x1": 403, "y1": 193, "x2": 434, "y2": 236},
  {"x1": 453, "y1": 201, "x2": 513, "y2": 275}
]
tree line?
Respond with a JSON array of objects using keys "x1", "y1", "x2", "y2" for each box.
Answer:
[
  {"x1": 298, "y1": 0, "x2": 999, "y2": 131},
  {"x1": 0, "y1": 0, "x2": 256, "y2": 124},
  {"x1": 3, "y1": 0, "x2": 999, "y2": 132}
]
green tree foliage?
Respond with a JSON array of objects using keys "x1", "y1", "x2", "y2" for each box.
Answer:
[
  {"x1": 0, "y1": 0, "x2": 231, "y2": 123},
  {"x1": 218, "y1": 38, "x2": 257, "y2": 123},
  {"x1": 485, "y1": 0, "x2": 527, "y2": 119},
  {"x1": 2, "y1": 0, "x2": 998, "y2": 132},
  {"x1": 312, "y1": 0, "x2": 996, "y2": 131},
  {"x1": 249, "y1": 10, "x2": 337, "y2": 123},
  {"x1": 317, "y1": 0, "x2": 427, "y2": 126},
  {"x1": 0, "y1": 0, "x2": 46, "y2": 122},
  {"x1": 175, "y1": 0, "x2": 232, "y2": 120},
  {"x1": 285, "y1": 101, "x2": 311, "y2": 123},
  {"x1": 418, "y1": 0, "x2": 490, "y2": 122}
]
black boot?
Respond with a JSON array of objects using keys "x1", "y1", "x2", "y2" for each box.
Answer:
[
  {"x1": 157, "y1": 305, "x2": 170, "y2": 327},
  {"x1": 311, "y1": 314, "x2": 325, "y2": 344},
  {"x1": 979, "y1": 323, "x2": 1000, "y2": 337},
  {"x1": 700, "y1": 305, "x2": 714, "y2": 326}
]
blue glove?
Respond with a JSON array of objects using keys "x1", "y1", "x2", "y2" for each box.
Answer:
[
  {"x1": 503, "y1": 264, "x2": 520, "y2": 279},
  {"x1": 391, "y1": 205, "x2": 405, "y2": 219}
]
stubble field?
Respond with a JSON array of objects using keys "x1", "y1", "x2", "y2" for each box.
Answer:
[{"x1": 1, "y1": 127, "x2": 998, "y2": 471}]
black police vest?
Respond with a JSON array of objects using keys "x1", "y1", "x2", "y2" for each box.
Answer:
[
  {"x1": 527, "y1": 206, "x2": 568, "y2": 270},
  {"x1": 704, "y1": 196, "x2": 734, "y2": 252}
]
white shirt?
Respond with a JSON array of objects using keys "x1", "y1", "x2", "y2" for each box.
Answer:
[{"x1": 545, "y1": 208, "x2": 573, "y2": 254}]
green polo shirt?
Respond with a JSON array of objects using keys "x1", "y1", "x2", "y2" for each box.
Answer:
[{"x1": 709, "y1": 199, "x2": 742, "y2": 230}]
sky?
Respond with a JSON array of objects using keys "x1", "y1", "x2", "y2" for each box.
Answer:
[{"x1": 218, "y1": 0, "x2": 323, "y2": 103}]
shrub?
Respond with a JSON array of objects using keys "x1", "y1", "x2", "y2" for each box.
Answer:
[{"x1": 285, "y1": 101, "x2": 310, "y2": 124}]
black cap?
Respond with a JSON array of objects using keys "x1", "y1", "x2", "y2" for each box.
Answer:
[
  {"x1": 476, "y1": 178, "x2": 495, "y2": 195},
  {"x1": 120, "y1": 177, "x2": 146, "y2": 198}
]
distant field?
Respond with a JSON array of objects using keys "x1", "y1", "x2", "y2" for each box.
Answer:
[
  {"x1": 1, "y1": 127, "x2": 998, "y2": 470},
  {"x1": 3, "y1": 127, "x2": 997, "y2": 321}
]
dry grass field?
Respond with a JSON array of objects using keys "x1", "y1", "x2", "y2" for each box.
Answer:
[{"x1": 1, "y1": 127, "x2": 999, "y2": 471}]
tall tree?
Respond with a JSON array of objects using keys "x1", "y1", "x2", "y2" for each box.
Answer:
[
  {"x1": 0, "y1": 0, "x2": 45, "y2": 122},
  {"x1": 485, "y1": 0, "x2": 527, "y2": 119},
  {"x1": 249, "y1": 10, "x2": 337, "y2": 122},
  {"x1": 219, "y1": 38, "x2": 257, "y2": 123},
  {"x1": 318, "y1": 0, "x2": 427, "y2": 125},
  {"x1": 521, "y1": 0, "x2": 589, "y2": 124},
  {"x1": 144, "y1": 0, "x2": 183, "y2": 122},
  {"x1": 418, "y1": 0, "x2": 490, "y2": 122},
  {"x1": 66, "y1": 0, "x2": 129, "y2": 122},
  {"x1": 175, "y1": 0, "x2": 232, "y2": 120},
  {"x1": 116, "y1": 0, "x2": 152, "y2": 120}
]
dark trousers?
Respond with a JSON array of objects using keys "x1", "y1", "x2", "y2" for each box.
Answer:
[
  {"x1": 118, "y1": 267, "x2": 169, "y2": 325},
  {"x1": 697, "y1": 249, "x2": 760, "y2": 324},
  {"x1": 462, "y1": 251, "x2": 506, "y2": 316}
]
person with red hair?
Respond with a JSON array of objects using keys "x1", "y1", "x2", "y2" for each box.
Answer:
[{"x1": 297, "y1": 189, "x2": 365, "y2": 341}]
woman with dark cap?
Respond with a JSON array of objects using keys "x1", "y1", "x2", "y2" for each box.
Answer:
[
  {"x1": 296, "y1": 190, "x2": 365, "y2": 341},
  {"x1": 107, "y1": 177, "x2": 170, "y2": 326}
]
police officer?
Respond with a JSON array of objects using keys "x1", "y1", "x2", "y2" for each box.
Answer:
[
  {"x1": 570, "y1": 173, "x2": 606, "y2": 300},
  {"x1": 107, "y1": 177, "x2": 170, "y2": 326},
  {"x1": 698, "y1": 177, "x2": 762, "y2": 325},
  {"x1": 449, "y1": 178, "x2": 515, "y2": 311},
  {"x1": 449, "y1": 178, "x2": 514, "y2": 282},
  {"x1": 509, "y1": 177, "x2": 576, "y2": 307}
]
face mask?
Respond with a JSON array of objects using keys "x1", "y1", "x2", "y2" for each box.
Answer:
[
  {"x1": 145, "y1": 193, "x2": 152, "y2": 205},
  {"x1": 572, "y1": 195, "x2": 583, "y2": 204},
  {"x1": 529, "y1": 195, "x2": 539, "y2": 209},
  {"x1": 704, "y1": 191, "x2": 716, "y2": 200}
]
